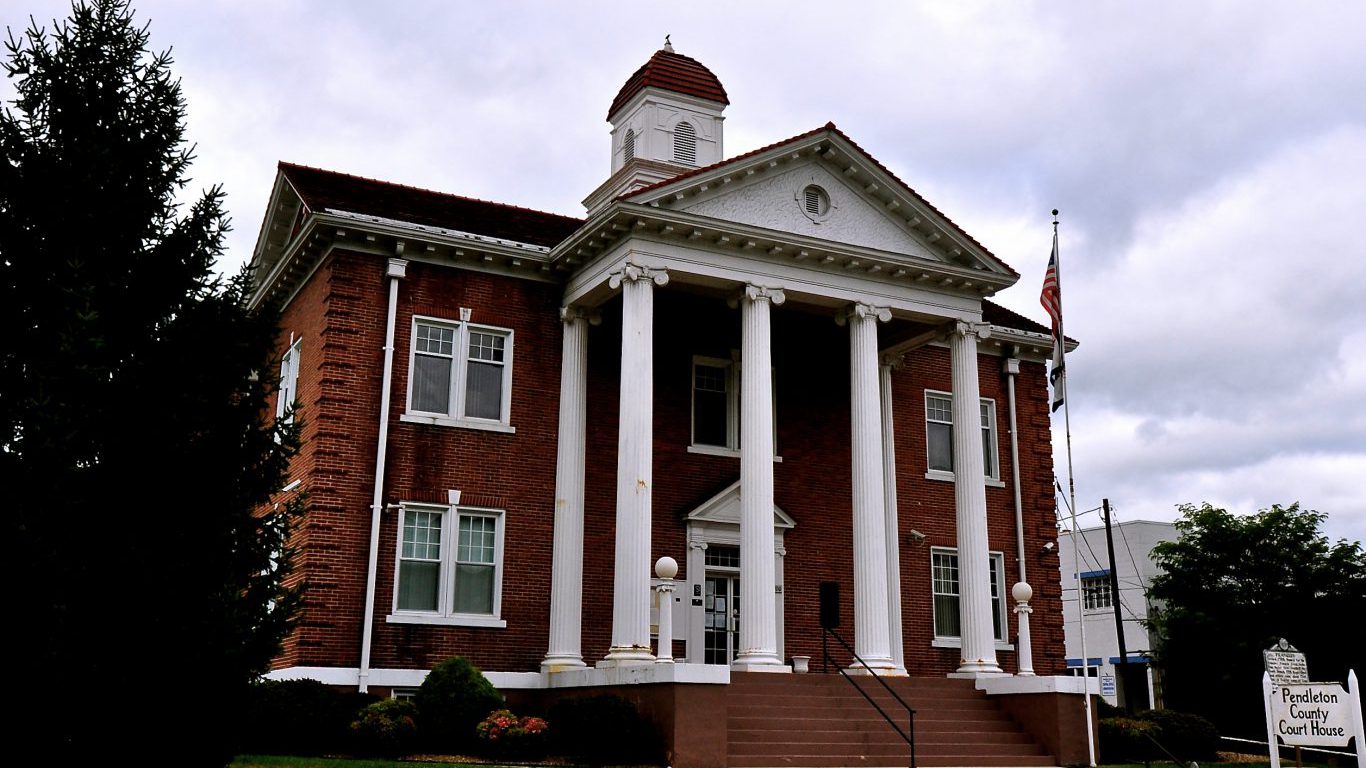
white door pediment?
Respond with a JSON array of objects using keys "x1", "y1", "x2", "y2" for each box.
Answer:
[{"x1": 685, "y1": 480, "x2": 795, "y2": 529}]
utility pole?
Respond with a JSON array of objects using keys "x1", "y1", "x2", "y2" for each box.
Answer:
[{"x1": 1103, "y1": 498, "x2": 1133, "y2": 713}]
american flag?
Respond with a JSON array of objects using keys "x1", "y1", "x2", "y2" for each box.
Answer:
[
  {"x1": 1040, "y1": 233, "x2": 1062, "y2": 337},
  {"x1": 1040, "y1": 231, "x2": 1065, "y2": 412}
]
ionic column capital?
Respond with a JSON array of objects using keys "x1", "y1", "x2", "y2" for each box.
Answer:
[
  {"x1": 609, "y1": 261, "x2": 669, "y2": 289},
  {"x1": 688, "y1": 540, "x2": 709, "y2": 551},
  {"x1": 559, "y1": 306, "x2": 603, "y2": 326},
  {"x1": 728, "y1": 284, "x2": 787, "y2": 308},
  {"x1": 836, "y1": 302, "x2": 892, "y2": 326},
  {"x1": 880, "y1": 353, "x2": 905, "y2": 370},
  {"x1": 953, "y1": 320, "x2": 991, "y2": 340}
]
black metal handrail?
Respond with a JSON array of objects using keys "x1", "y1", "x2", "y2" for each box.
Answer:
[{"x1": 822, "y1": 626, "x2": 917, "y2": 768}]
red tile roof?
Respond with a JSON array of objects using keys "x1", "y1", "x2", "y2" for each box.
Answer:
[
  {"x1": 982, "y1": 300, "x2": 1049, "y2": 335},
  {"x1": 622, "y1": 124, "x2": 831, "y2": 200},
  {"x1": 608, "y1": 48, "x2": 729, "y2": 120},
  {"x1": 278, "y1": 162, "x2": 583, "y2": 249},
  {"x1": 622, "y1": 123, "x2": 1018, "y2": 279},
  {"x1": 983, "y1": 299, "x2": 1076, "y2": 344}
]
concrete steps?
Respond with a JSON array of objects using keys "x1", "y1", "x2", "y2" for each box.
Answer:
[{"x1": 725, "y1": 672, "x2": 1059, "y2": 768}]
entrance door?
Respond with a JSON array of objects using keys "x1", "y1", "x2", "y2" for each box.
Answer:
[{"x1": 704, "y1": 575, "x2": 740, "y2": 664}]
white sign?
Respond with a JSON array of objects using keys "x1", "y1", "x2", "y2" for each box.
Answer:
[
  {"x1": 1262, "y1": 669, "x2": 1366, "y2": 768},
  {"x1": 1270, "y1": 683, "x2": 1352, "y2": 747},
  {"x1": 1101, "y1": 675, "x2": 1116, "y2": 697}
]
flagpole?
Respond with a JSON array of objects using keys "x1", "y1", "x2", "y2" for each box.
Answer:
[{"x1": 1051, "y1": 209, "x2": 1096, "y2": 766}]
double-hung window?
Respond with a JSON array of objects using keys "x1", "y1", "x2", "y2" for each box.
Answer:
[
  {"x1": 689, "y1": 355, "x2": 778, "y2": 457},
  {"x1": 404, "y1": 315, "x2": 514, "y2": 432},
  {"x1": 924, "y1": 391, "x2": 999, "y2": 482},
  {"x1": 692, "y1": 356, "x2": 738, "y2": 451},
  {"x1": 1081, "y1": 573, "x2": 1113, "y2": 610},
  {"x1": 276, "y1": 338, "x2": 302, "y2": 423},
  {"x1": 930, "y1": 547, "x2": 1007, "y2": 644},
  {"x1": 390, "y1": 503, "x2": 506, "y2": 628}
]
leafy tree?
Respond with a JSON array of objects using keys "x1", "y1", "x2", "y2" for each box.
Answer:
[
  {"x1": 1147, "y1": 502, "x2": 1366, "y2": 737},
  {"x1": 1, "y1": 1, "x2": 299, "y2": 763}
]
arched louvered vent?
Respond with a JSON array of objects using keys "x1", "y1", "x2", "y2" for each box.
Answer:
[
  {"x1": 673, "y1": 121, "x2": 697, "y2": 164},
  {"x1": 803, "y1": 185, "x2": 830, "y2": 218},
  {"x1": 624, "y1": 129, "x2": 635, "y2": 162}
]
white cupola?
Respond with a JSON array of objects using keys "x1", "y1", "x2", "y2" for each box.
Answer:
[{"x1": 583, "y1": 40, "x2": 729, "y2": 214}]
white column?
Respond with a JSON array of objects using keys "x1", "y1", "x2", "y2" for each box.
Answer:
[
  {"x1": 734, "y1": 285, "x2": 786, "y2": 671},
  {"x1": 604, "y1": 262, "x2": 668, "y2": 665},
  {"x1": 1013, "y1": 581, "x2": 1035, "y2": 676},
  {"x1": 543, "y1": 307, "x2": 593, "y2": 671},
  {"x1": 842, "y1": 303, "x2": 896, "y2": 672},
  {"x1": 879, "y1": 355, "x2": 907, "y2": 674},
  {"x1": 950, "y1": 321, "x2": 1003, "y2": 675}
]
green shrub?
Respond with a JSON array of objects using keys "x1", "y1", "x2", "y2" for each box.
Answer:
[
  {"x1": 476, "y1": 708, "x2": 550, "y2": 760},
  {"x1": 350, "y1": 698, "x2": 419, "y2": 757},
  {"x1": 414, "y1": 656, "x2": 504, "y2": 752},
  {"x1": 548, "y1": 694, "x2": 664, "y2": 766},
  {"x1": 1099, "y1": 708, "x2": 1220, "y2": 764},
  {"x1": 1138, "y1": 708, "x2": 1220, "y2": 761},
  {"x1": 1099, "y1": 716, "x2": 1161, "y2": 763},
  {"x1": 239, "y1": 678, "x2": 378, "y2": 756}
]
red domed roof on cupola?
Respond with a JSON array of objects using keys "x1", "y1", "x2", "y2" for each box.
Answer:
[{"x1": 608, "y1": 44, "x2": 730, "y2": 121}]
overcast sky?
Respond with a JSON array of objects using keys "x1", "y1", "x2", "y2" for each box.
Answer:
[{"x1": 8, "y1": 1, "x2": 1366, "y2": 545}]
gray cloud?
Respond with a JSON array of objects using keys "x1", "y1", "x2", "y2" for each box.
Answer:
[{"x1": 6, "y1": 0, "x2": 1364, "y2": 542}]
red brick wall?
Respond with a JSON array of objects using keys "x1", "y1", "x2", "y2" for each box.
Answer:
[
  {"x1": 268, "y1": 251, "x2": 1064, "y2": 677},
  {"x1": 370, "y1": 258, "x2": 563, "y2": 671}
]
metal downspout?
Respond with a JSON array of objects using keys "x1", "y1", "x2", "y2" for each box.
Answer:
[
  {"x1": 1005, "y1": 353, "x2": 1026, "y2": 584},
  {"x1": 359, "y1": 252, "x2": 407, "y2": 692}
]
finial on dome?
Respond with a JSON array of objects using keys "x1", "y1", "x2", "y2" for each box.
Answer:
[{"x1": 663, "y1": 34, "x2": 674, "y2": 53}]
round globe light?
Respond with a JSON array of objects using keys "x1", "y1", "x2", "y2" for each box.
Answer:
[
  {"x1": 655, "y1": 556, "x2": 679, "y2": 580},
  {"x1": 1012, "y1": 581, "x2": 1033, "y2": 604}
]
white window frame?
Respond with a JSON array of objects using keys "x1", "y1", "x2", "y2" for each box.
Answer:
[
  {"x1": 276, "y1": 337, "x2": 302, "y2": 424},
  {"x1": 690, "y1": 355, "x2": 739, "y2": 456},
  {"x1": 400, "y1": 314, "x2": 515, "y2": 433},
  {"x1": 687, "y1": 354, "x2": 781, "y2": 460},
  {"x1": 1081, "y1": 572, "x2": 1114, "y2": 611},
  {"x1": 929, "y1": 546, "x2": 1012, "y2": 650},
  {"x1": 387, "y1": 503, "x2": 507, "y2": 628},
  {"x1": 923, "y1": 390, "x2": 1002, "y2": 486}
]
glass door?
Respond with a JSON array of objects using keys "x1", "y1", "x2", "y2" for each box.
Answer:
[{"x1": 704, "y1": 574, "x2": 740, "y2": 664}]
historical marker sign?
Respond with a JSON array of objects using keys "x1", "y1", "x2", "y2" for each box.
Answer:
[{"x1": 1264, "y1": 639, "x2": 1309, "y2": 685}]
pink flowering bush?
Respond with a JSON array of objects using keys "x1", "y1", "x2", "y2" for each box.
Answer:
[{"x1": 475, "y1": 708, "x2": 549, "y2": 759}]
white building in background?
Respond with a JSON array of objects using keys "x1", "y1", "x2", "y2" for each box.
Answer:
[{"x1": 1059, "y1": 518, "x2": 1176, "y2": 708}]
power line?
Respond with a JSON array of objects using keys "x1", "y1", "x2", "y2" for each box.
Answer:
[
  {"x1": 1062, "y1": 508, "x2": 1148, "y2": 624},
  {"x1": 1108, "y1": 504, "x2": 1152, "y2": 593}
]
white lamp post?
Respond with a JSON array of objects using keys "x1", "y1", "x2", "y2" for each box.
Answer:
[
  {"x1": 1013, "y1": 581, "x2": 1035, "y2": 676},
  {"x1": 655, "y1": 557, "x2": 678, "y2": 663}
]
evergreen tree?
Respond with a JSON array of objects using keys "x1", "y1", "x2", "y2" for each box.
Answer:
[
  {"x1": 1147, "y1": 503, "x2": 1366, "y2": 738},
  {"x1": 1, "y1": 2, "x2": 299, "y2": 762}
]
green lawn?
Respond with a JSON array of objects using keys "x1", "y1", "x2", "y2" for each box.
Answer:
[
  {"x1": 230, "y1": 757, "x2": 526, "y2": 768},
  {"x1": 232, "y1": 754, "x2": 412, "y2": 759}
]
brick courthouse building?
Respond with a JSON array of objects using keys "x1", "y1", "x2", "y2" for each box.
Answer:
[{"x1": 250, "y1": 44, "x2": 1092, "y2": 766}]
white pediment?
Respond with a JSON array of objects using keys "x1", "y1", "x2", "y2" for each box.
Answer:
[
  {"x1": 685, "y1": 480, "x2": 795, "y2": 529},
  {"x1": 668, "y1": 160, "x2": 942, "y2": 260}
]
